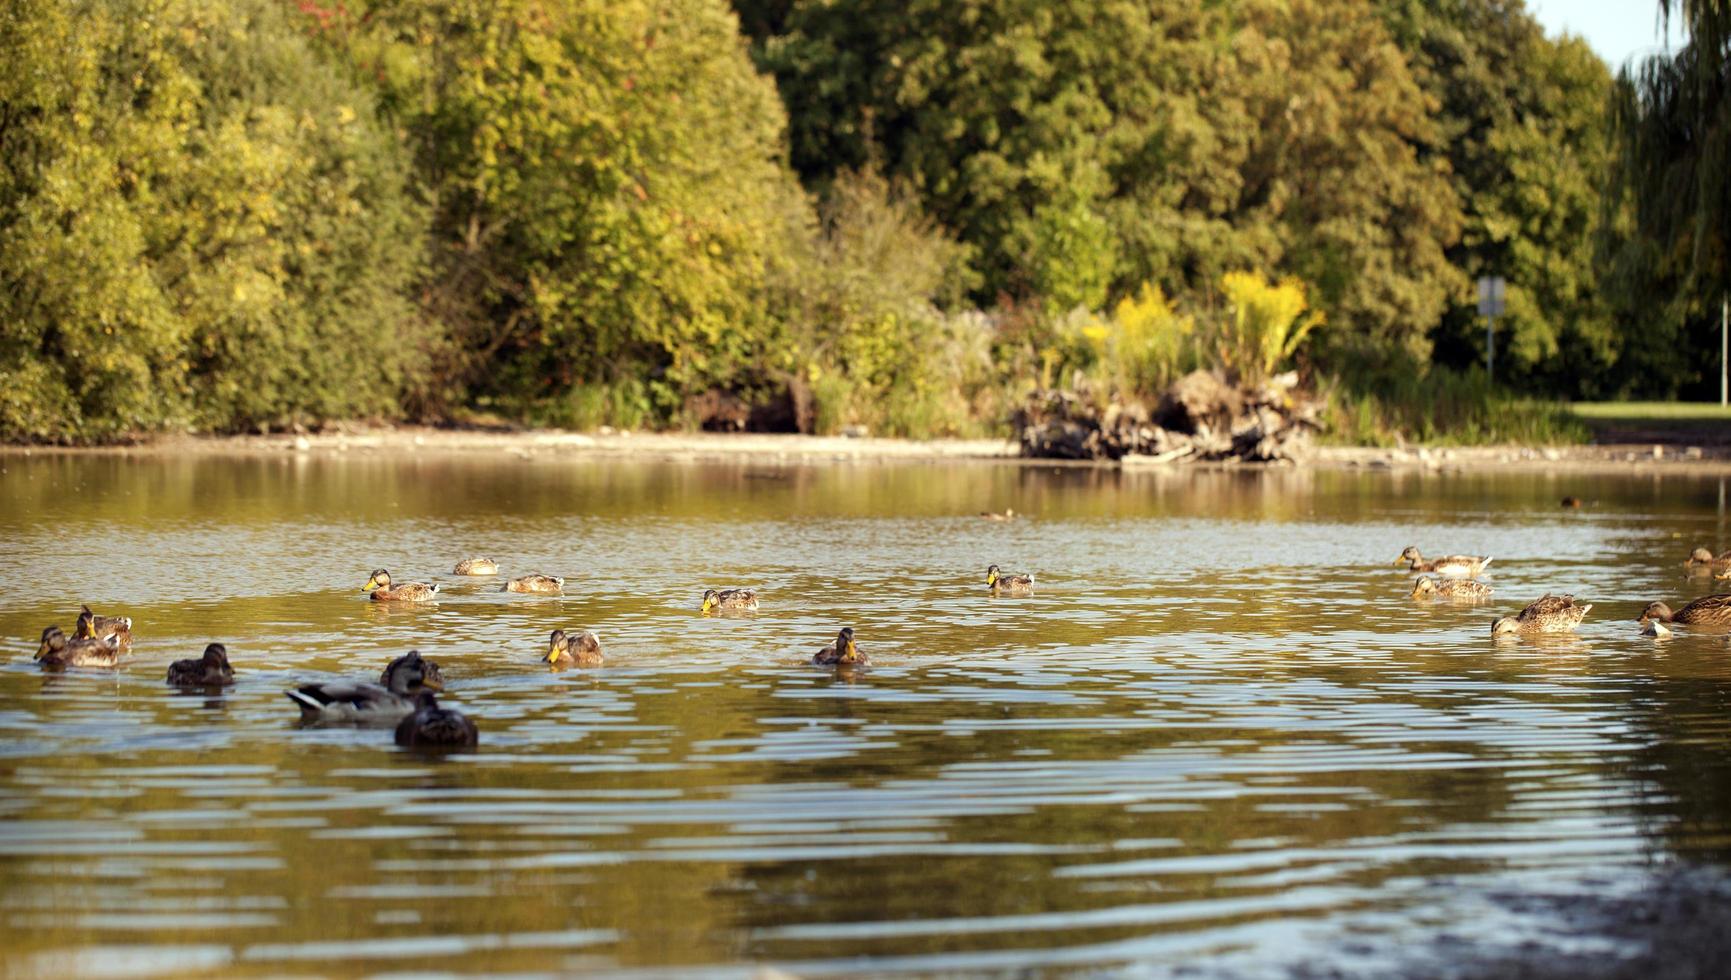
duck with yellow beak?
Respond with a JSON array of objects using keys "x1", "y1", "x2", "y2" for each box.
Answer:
[
  {"x1": 545, "y1": 629, "x2": 603, "y2": 667},
  {"x1": 701, "y1": 588, "x2": 759, "y2": 613},
  {"x1": 364, "y1": 569, "x2": 439, "y2": 602},
  {"x1": 812, "y1": 627, "x2": 866, "y2": 666}
]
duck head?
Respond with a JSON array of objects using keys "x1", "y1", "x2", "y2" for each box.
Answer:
[
  {"x1": 1636, "y1": 601, "x2": 1673, "y2": 624},
  {"x1": 363, "y1": 569, "x2": 392, "y2": 592}
]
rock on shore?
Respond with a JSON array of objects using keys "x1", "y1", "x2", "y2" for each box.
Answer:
[{"x1": 1014, "y1": 369, "x2": 1323, "y2": 463}]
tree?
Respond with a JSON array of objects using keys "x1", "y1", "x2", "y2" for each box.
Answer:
[{"x1": 1383, "y1": 0, "x2": 1617, "y2": 395}]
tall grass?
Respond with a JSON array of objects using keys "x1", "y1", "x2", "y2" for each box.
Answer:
[
  {"x1": 1214, "y1": 272, "x2": 1323, "y2": 384},
  {"x1": 1322, "y1": 368, "x2": 1588, "y2": 446}
]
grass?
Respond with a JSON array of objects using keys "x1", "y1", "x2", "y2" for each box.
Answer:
[
  {"x1": 1568, "y1": 402, "x2": 1731, "y2": 420},
  {"x1": 1319, "y1": 368, "x2": 1590, "y2": 447}
]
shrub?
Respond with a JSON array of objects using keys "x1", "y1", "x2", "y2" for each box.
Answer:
[{"x1": 1214, "y1": 271, "x2": 1324, "y2": 385}]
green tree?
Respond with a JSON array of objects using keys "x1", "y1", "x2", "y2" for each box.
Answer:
[
  {"x1": 332, "y1": 0, "x2": 812, "y2": 420},
  {"x1": 1384, "y1": 0, "x2": 1618, "y2": 396},
  {"x1": 0, "y1": 0, "x2": 429, "y2": 441}
]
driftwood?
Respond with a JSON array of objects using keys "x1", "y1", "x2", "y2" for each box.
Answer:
[{"x1": 1014, "y1": 369, "x2": 1321, "y2": 463}]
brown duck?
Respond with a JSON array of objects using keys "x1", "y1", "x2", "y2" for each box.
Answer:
[
  {"x1": 1396, "y1": 547, "x2": 1492, "y2": 577},
  {"x1": 364, "y1": 569, "x2": 439, "y2": 602},
  {"x1": 1637, "y1": 594, "x2": 1731, "y2": 628},
  {"x1": 75, "y1": 604, "x2": 132, "y2": 652},
  {"x1": 166, "y1": 643, "x2": 234, "y2": 687},
  {"x1": 812, "y1": 627, "x2": 866, "y2": 666},
  {"x1": 35, "y1": 626, "x2": 122, "y2": 668},
  {"x1": 1491, "y1": 595, "x2": 1591, "y2": 635},
  {"x1": 504, "y1": 574, "x2": 564, "y2": 596},
  {"x1": 545, "y1": 629, "x2": 603, "y2": 667},
  {"x1": 395, "y1": 690, "x2": 478, "y2": 748},
  {"x1": 1411, "y1": 577, "x2": 1492, "y2": 601},
  {"x1": 1684, "y1": 548, "x2": 1731, "y2": 574}
]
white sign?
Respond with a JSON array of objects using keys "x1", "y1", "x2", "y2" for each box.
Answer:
[{"x1": 1476, "y1": 276, "x2": 1505, "y2": 316}]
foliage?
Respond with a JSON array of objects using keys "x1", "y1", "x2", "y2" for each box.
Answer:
[
  {"x1": 1051, "y1": 284, "x2": 1195, "y2": 399},
  {"x1": 0, "y1": 0, "x2": 428, "y2": 442},
  {"x1": 1604, "y1": 0, "x2": 1731, "y2": 400},
  {"x1": 1214, "y1": 272, "x2": 1323, "y2": 386},
  {"x1": 1383, "y1": 1, "x2": 1619, "y2": 395},
  {"x1": 747, "y1": 0, "x2": 1462, "y2": 367},
  {"x1": 330, "y1": 0, "x2": 811, "y2": 421},
  {"x1": 1321, "y1": 367, "x2": 1589, "y2": 447}
]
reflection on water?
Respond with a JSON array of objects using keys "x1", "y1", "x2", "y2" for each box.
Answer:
[{"x1": 1, "y1": 455, "x2": 1730, "y2": 976}]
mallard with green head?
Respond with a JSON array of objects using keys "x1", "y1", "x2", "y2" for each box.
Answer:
[
  {"x1": 166, "y1": 643, "x2": 234, "y2": 687},
  {"x1": 1411, "y1": 576, "x2": 1492, "y2": 601},
  {"x1": 285, "y1": 652, "x2": 443, "y2": 724},
  {"x1": 701, "y1": 588, "x2": 758, "y2": 613},
  {"x1": 75, "y1": 604, "x2": 132, "y2": 652},
  {"x1": 1637, "y1": 594, "x2": 1731, "y2": 628},
  {"x1": 364, "y1": 569, "x2": 439, "y2": 603},
  {"x1": 1685, "y1": 547, "x2": 1731, "y2": 573},
  {"x1": 545, "y1": 629, "x2": 603, "y2": 667},
  {"x1": 395, "y1": 690, "x2": 478, "y2": 748},
  {"x1": 1491, "y1": 595, "x2": 1591, "y2": 636},
  {"x1": 504, "y1": 573, "x2": 563, "y2": 595},
  {"x1": 35, "y1": 626, "x2": 121, "y2": 668},
  {"x1": 379, "y1": 650, "x2": 447, "y2": 690},
  {"x1": 453, "y1": 557, "x2": 499, "y2": 576},
  {"x1": 1396, "y1": 547, "x2": 1492, "y2": 577},
  {"x1": 812, "y1": 627, "x2": 866, "y2": 666},
  {"x1": 986, "y1": 564, "x2": 1034, "y2": 596}
]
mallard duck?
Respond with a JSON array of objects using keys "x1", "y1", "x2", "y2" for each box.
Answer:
[
  {"x1": 379, "y1": 650, "x2": 446, "y2": 690},
  {"x1": 1411, "y1": 576, "x2": 1492, "y2": 601},
  {"x1": 35, "y1": 626, "x2": 121, "y2": 668},
  {"x1": 980, "y1": 509, "x2": 1016, "y2": 521},
  {"x1": 1561, "y1": 496, "x2": 1583, "y2": 509},
  {"x1": 1637, "y1": 594, "x2": 1731, "y2": 628},
  {"x1": 452, "y1": 557, "x2": 499, "y2": 576},
  {"x1": 364, "y1": 569, "x2": 439, "y2": 602},
  {"x1": 284, "y1": 652, "x2": 443, "y2": 724},
  {"x1": 504, "y1": 574, "x2": 563, "y2": 595},
  {"x1": 1491, "y1": 595, "x2": 1592, "y2": 635},
  {"x1": 395, "y1": 690, "x2": 478, "y2": 748},
  {"x1": 701, "y1": 588, "x2": 758, "y2": 613},
  {"x1": 986, "y1": 564, "x2": 1034, "y2": 595},
  {"x1": 545, "y1": 629, "x2": 603, "y2": 667},
  {"x1": 75, "y1": 604, "x2": 132, "y2": 651},
  {"x1": 1395, "y1": 546, "x2": 1492, "y2": 577},
  {"x1": 812, "y1": 627, "x2": 866, "y2": 665},
  {"x1": 166, "y1": 643, "x2": 234, "y2": 687},
  {"x1": 1684, "y1": 547, "x2": 1731, "y2": 573}
]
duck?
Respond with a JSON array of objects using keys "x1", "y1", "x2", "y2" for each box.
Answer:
[
  {"x1": 75, "y1": 604, "x2": 132, "y2": 652},
  {"x1": 364, "y1": 569, "x2": 439, "y2": 602},
  {"x1": 812, "y1": 627, "x2": 866, "y2": 665},
  {"x1": 166, "y1": 643, "x2": 234, "y2": 687},
  {"x1": 1636, "y1": 594, "x2": 1731, "y2": 628},
  {"x1": 1410, "y1": 576, "x2": 1492, "y2": 601},
  {"x1": 379, "y1": 650, "x2": 446, "y2": 690},
  {"x1": 1560, "y1": 496, "x2": 1583, "y2": 508},
  {"x1": 986, "y1": 564, "x2": 1034, "y2": 596},
  {"x1": 1491, "y1": 595, "x2": 1592, "y2": 636},
  {"x1": 545, "y1": 629, "x2": 603, "y2": 667},
  {"x1": 503, "y1": 573, "x2": 563, "y2": 595},
  {"x1": 1684, "y1": 547, "x2": 1731, "y2": 573},
  {"x1": 395, "y1": 690, "x2": 478, "y2": 748},
  {"x1": 980, "y1": 509, "x2": 1016, "y2": 521},
  {"x1": 452, "y1": 557, "x2": 499, "y2": 576},
  {"x1": 701, "y1": 588, "x2": 758, "y2": 613},
  {"x1": 284, "y1": 651, "x2": 442, "y2": 724},
  {"x1": 34, "y1": 626, "x2": 122, "y2": 668},
  {"x1": 1395, "y1": 546, "x2": 1492, "y2": 577}
]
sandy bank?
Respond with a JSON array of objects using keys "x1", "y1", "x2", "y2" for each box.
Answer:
[{"x1": 5, "y1": 426, "x2": 1731, "y2": 475}]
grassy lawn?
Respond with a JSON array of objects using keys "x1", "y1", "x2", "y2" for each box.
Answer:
[
  {"x1": 1570, "y1": 402, "x2": 1731, "y2": 420},
  {"x1": 1567, "y1": 401, "x2": 1731, "y2": 445}
]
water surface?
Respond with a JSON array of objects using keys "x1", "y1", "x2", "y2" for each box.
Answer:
[{"x1": 2, "y1": 455, "x2": 1729, "y2": 977}]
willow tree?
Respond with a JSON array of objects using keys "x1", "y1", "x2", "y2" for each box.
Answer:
[{"x1": 1608, "y1": 0, "x2": 1731, "y2": 395}]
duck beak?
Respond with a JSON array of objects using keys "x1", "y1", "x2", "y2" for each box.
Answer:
[
  {"x1": 363, "y1": 577, "x2": 379, "y2": 591},
  {"x1": 543, "y1": 648, "x2": 559, "y2": 664},
  {"x1": 701, "y1": 596, "x2": 713, "y2": 612},
  {"x1": 1391, "y1": 556, "x2": 1406, "y2": 565},
  {"x1": 420, "y1": 676, "x2": 444, "y2": 691}
]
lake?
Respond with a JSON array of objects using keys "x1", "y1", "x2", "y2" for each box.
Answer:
[{"x1": 1, "y1": 454, "x2": 1729, "y2": 977}]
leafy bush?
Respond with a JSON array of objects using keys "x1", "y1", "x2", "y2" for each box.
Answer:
[
  {"x1": 1050, "y1": 283, "x2": 1195, "y2": 400},
  {"x1": 1213, "y1": 271, "x2": 1323, "y2": 385}
]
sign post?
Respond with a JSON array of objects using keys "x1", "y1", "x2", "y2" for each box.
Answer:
[{"x1": 1477, "y1": 276, "x2": 1505, "y2": 382}]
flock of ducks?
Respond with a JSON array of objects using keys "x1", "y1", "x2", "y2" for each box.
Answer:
[
  {"x1": 1402, "y1": 543, "x2": 1731, "y2": 638},
  {"x1": 26, "y1": 540, "x2": 1731, "y2": 750}
]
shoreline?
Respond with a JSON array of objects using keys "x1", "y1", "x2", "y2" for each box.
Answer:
[{"x1": 4, "y1": 426, "x2": 1731, "y2": 475}]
